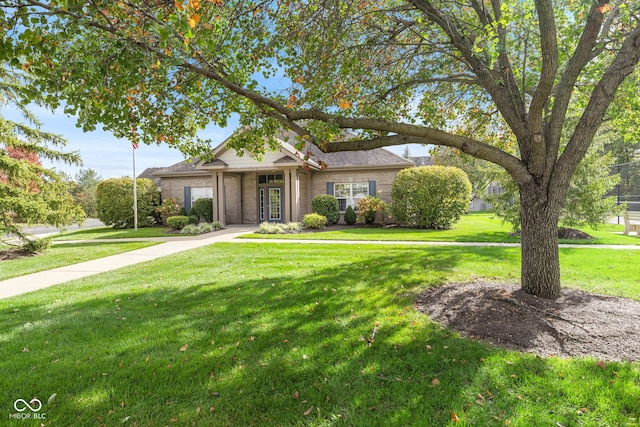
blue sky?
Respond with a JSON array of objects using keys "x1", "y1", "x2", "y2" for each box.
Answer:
[{"x1": 2, "y1": 104, "x2": 430, "y2": 180}]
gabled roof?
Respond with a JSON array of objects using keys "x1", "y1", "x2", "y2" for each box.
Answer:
[
  {"x1": 307, "y1": 143, "x2": 413, "y2": 169},
  {"x1": 153, "y1": 129, "x2": 414, "y2": 177},
  {"x1": 152, "y1": 159, "x2": 209, "y2": 177}
]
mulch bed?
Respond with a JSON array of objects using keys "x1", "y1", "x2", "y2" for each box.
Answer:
[
  {"x1": 416, "y1": 281, "x2": 640, "y2": 361},
  {"x1": 0, "y1": 248, "x2": 33, "y2": 261}
]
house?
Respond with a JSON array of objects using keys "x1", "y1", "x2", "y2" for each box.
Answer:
[{"x1": 148, "y1": 131, "x2": 414, "y2": 224}]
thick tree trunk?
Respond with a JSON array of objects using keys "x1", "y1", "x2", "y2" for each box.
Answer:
[{"x1": 519, "y1": 190, "x2": 562, "y2": 299}]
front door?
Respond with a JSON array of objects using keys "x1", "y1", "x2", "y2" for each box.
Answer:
[{"x1": 259, "y1": 186, "x2": 284, "y2": 222}]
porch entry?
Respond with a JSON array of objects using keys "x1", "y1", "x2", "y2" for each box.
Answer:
[{"x1": 258, "y1": 174, "x2": 285, "y2": 223}]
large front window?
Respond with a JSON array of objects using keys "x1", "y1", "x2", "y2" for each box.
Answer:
[
  {"x1": 191, "y1": 187, "x2": 213, "y2": 205},
  {"x1": 334, "y1": 183, "x2": 369, "y2": 212}
]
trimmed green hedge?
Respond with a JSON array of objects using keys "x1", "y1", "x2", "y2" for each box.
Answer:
[
  {"x1": 311, "y1": 194, "x2": 339, "y2": 224},
  {"x1": 391, "y1": 166, "x2": 471, "y2": 229}
]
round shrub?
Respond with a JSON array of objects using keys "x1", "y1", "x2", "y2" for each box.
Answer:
[
  {"x1": 167, "y1": 215, "x2": 190, "y2": 230},
  {"x1": 391, "y1": 166, "x2": 472, "y2": 229},
  {"x1": 96, "y1": 177, "x2": 159, "y2": 228},
  {"x1": 344, "y1": 205, "x2": 357, "y2": 225},
  {"x1": 156, "y1": 198, "x2": 180, "y2": 219},
  {"x1": 303, "y1": 213, "x2": 328, "y2": 229},
  {"x1": 188, "y1": 215, "x2": 199, "y2": 225},
  {"x1": 356, "y1": 196, "x2": 386, "y2": 225},
  {"x1": 311, "y1": 194, "x2": 339, "y2": 225},
  {"x1": 191, "y1": 198, "x2": 214, "y2": 223}
]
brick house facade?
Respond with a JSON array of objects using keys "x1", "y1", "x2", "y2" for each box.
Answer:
[{"x1": 147, "y1": 131, "x2": 414, "y2": 225}]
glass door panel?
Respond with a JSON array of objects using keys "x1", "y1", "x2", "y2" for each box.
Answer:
[{"x1": 268, "y1": 188, "x2": 281, "y2": 221}]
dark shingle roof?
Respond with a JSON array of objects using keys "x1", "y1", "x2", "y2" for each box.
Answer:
[
  {"x1": 307, "y1": 143, "x2": 413, "y2": 168},
  {"x1": 137, "y1": 167, "x2": 163, "y2": 185},
  {"x1": 153, "y1": 159, "x2": 209, "y2": 176},
  {"x1": 276, "y1": 128, "x2": 413, "y2": 168},
  {"x1": 153, "y1": 131, "x2": 414, "y2": 175}
]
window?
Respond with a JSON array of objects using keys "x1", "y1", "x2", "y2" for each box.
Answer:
[
  {"x1": 258, "y1": 174, "x2": 284, "y2": 184},
  {"x1": 334, "y1": 183, "x2": 369, "y2": 212},
  {"x1": 191, "y1": 187, "x2": 213, "y2": 205}
]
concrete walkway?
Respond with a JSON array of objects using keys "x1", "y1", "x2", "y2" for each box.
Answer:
[
  {"x1": 2, "y1": 227, "x2": 639, "y2": 300},
  {"x1": 0, "y1": 226, "x2": 257, "y2": 300}
]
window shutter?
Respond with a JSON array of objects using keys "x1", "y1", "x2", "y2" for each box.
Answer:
[
  {"x1": 184, "y1": 186, "x2": 192, "y2": 211},
  {"x1": 326, "y1": 182, "x2": 334, "y2": 196},
  {"x1": 368, "y1": 181, "x2": 376, "y2": 196}
]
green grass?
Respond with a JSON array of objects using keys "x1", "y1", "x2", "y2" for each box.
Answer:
[
  {"x1": 53, "y1": 226, "x2": 172, "y2": 241},
  {"x1": 1, "y1": 243, "x2": 639, "y2": 426},
  {"x1": 0, "y1": 242, "x2": 158, "y2": 281},
  {"x1": 244, "y1": 213, "x2": 640, "y2": 245}
]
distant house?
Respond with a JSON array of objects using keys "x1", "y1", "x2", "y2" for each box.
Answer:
[{"x1": 147, "y1": 131, "x2": 413, "y2": 224}]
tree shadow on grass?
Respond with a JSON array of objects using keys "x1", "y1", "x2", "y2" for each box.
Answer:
[{"x1": 0, "y1": 244, "x2": 637, "y2": 426}]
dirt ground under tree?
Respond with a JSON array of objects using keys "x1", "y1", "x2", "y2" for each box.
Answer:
[{"x1": 416, "y1": 281, "x2": 640, "y2": 362}]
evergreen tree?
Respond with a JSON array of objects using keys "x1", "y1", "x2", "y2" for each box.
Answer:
[{"x1": 0, "y1": 66, "x2": 85, "y2": 248}]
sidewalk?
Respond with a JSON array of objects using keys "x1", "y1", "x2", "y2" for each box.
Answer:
[{"x1": 0, "y1": 226, "x2": 257, "y2": 300}]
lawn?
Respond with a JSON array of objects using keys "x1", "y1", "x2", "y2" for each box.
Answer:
[
  {"x1": 243, "y1": 213, "x2": 640, "y2": 245},
  {"x1": 0, "y1": 241, "x2": 158, "y2": 281},
  {"x1": 1, "y1": 242, "x2": 638, "y2": 426},
  {"x1": 52, "y1": 226, "x2": 172, "y2": 241}
]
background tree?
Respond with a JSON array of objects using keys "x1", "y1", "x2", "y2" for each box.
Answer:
[
  {"x1": 0, "y1": 65, "x2": 84, "y2": 247},
  {"x1": 71, "y1": 168, "x2": 102, "y2": 217},
  {"x1": 431, "y1": 147, "x2": 499, "y2": 202},
  {"x1": 2, "y1": 1, "x2": 640, "y2": 298},
  {"x1": 96, "y1": 178, "x2": 159, "y2": 229},
  {"x1": 487, "y1": 120, "x2": 622, "y2": 231}
]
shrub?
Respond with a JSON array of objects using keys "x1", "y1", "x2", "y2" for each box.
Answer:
[
  {"x1": 179, "y1": 224, "x2": 200, "y2": 234},
  {"x1": 311, "y1": 195, "x2": 339, "y2": 225},
  {"x1": 356, "y1": 196, "x2": 386, "y2": 225},
  {"x1": 179, "y1": 207, "x2": 188, "y2": 216},
  {"x1": 282, "y1": 222, "x2": 302, "y2": 232},
  {"x1": 199, "y1": 221, "x2": 223, "y2": 233},
  {"x1": 167, "y1": 215, "x2": 190, "y2": 230},
  {"x1": 22, "y1": 237, "x2": 52, "y2": 254},
  {"x1": 96, "y1": 177, "x2": 159, "y2": 228},
  {"x1": 258, "y1": 222, "x2": 283, "y2": 234},
  {"x1": 191, "y1": 198, "x2": 214, "y2": 223},
  {"x1": 156, "y1": 198, "x2": 180, "y2": 221},
  {"x1": 138, "y1": 216, "x2": 156, "y2": 227},
  {"x1": 188, "y1": 215, "x2": 199, "y2": 225},
  {"x1": 391, "y1": 166, "x2": 472, "y2": 229},
  {"x1": 179, "y1": 222, "x2": 223, "y2": 234},
  {"x1": 344, "y1": 205, "x2": 357, "y2": 225},
  {"x1": 303, "y1": 213, "x2": 328, "y2": 229},
  {"x1": 257, "y1": 222, "x2": 302, "y2": 234}
]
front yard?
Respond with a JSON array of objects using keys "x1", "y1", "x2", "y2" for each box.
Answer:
[
  {"x1": 244, "y1": 213, "x2": 640, "y2": 246},
  {"x1": 0, "y1": 241, "x2": 158, "y2": 281},
  {"x1": 1, "y1": 242, "x2": 639, "y2": 426}
]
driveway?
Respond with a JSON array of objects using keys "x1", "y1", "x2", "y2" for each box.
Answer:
[{"x1": 21, "y1": 218, "x2": 105, "y2": 237}]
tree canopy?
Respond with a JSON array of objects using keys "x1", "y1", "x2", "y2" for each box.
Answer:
[{"x1": 1, "y1": 0, "x2": 639, "y2": 297}]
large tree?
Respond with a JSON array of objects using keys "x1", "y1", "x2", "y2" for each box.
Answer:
[
  {"x1": 0, "y1": 65, "x2": 85, "y2": 246},
  {"x1": 1, "y1": 1, "x2": 639, "y2": 298}
]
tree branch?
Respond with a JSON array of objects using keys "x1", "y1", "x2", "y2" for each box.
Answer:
[
  {"x1": 544, "y1": 1, "x2": 608, "y2": 176},
  {"x1": 409, "y1": 0, "x2": 528, "y2": 138},
  {"x1": 552, "y1": 23, "x2": 640, "y2": 198},
  {"x1": 529, "y1": 0, "x2": 558, "y2": 130}
]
